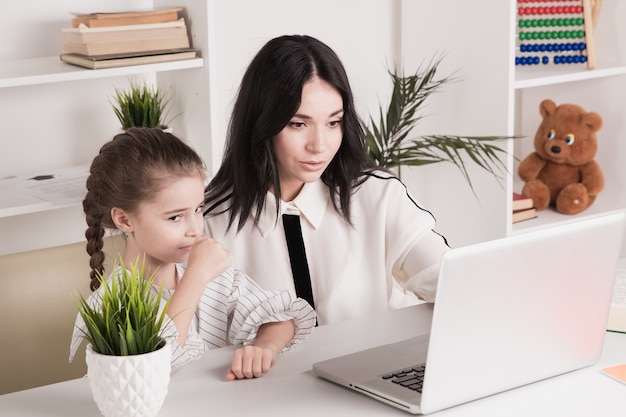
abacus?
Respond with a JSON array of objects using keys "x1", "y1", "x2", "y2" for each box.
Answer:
[{"x1": 515, "y1": 0, "x2": 600, "y2": 69}]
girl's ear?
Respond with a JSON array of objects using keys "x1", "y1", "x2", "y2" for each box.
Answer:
[{"x1": 111, "y1": 207, "x2": 133, "y2": 233}]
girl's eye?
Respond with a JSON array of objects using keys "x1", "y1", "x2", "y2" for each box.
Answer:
[
  {"x1": 169, "y1": 214, "x2": 182, "y2": 222},
  {"x1": 195, "y1": 206, "x2": 203, "y2": 214}
]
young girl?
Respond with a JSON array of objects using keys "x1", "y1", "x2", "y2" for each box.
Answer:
[
  {"x1": 69, "y1": 128, "x2": 316, "y2": 380},
  {"x1": 203, "y1": 35, "x2": 450, "y2": 326}
]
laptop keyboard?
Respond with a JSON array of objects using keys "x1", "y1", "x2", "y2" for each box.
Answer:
[{"x1": 381, "y1": 364, "x2": 426, "y2": 393}]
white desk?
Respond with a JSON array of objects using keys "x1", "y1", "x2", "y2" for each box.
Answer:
[{"x1": 2, "y1": 304, "x2": 626, "y2": 416}]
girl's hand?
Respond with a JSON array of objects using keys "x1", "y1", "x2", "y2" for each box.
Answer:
[
  {"x1": 186, "y1": 236, "x2": 231, "y2": 285},
  {"x1": 226, "y1": 345, "x2": 278, "y2": 381},
  {"x1": 225, "y1": 321, "x2": 295, "y2": 380}
]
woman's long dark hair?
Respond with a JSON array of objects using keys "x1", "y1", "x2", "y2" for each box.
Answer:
[{"x1": 204, "y1": 35, "x2": 377, "y2": 231}]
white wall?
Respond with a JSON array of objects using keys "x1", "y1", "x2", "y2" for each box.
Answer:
[
  {"x1": 399, "y1": 0, "x2": 514, "y2": 248},
  {"x1": 202, "y1": 0, "x2": 401, "y2": 173}
]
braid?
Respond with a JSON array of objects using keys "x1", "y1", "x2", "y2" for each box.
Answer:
[{"x1": 83, "y1": 194, "x2": 106, "y2": 290}]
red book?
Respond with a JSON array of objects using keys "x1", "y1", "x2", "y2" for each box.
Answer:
[{"x1": 513, "y1": 192, "x2": 533, "y2": 211}]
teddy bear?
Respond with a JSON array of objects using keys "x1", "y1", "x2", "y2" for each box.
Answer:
[{"x1": 517, "y1": 99, "x2": 604, "y2": 215}]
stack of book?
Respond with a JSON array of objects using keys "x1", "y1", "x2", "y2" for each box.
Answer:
[
  {"x1": 512, "y1": 192, "x2": 537, "y2": 223},
  {"x1": 59, "y1": 7, "x2": 197, "y2": 69}
]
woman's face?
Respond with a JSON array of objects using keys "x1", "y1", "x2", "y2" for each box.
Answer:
[{"x1": 272, "y1": 77, "x2": 344, "y2": 201}]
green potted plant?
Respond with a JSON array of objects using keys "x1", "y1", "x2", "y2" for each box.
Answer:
[
  {"x1": 72, "y1": 257, "x2": 172, "y2": 417},
  {"x1": 110, "y1": 80, "x2": 173, "y2": 130},
  {"x1": 365, "y1": 56, "x2": 512, "y2": 192}
]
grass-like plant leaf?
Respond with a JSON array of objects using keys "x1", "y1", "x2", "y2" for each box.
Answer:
[
  {"x1": 72, "y1": 256, "x2": 171, "y2": 356},
  {"x1": 365, "y1": 56, "x2": 515, "y2": 191},
  {"x1": 110, "y1": 80, "x2": 172, "y2": 129}
]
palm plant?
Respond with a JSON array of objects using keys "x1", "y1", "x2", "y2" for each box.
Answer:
[
  {"x1": 365, "y1": 56, "x2": 512, "y2": 190},
  {"x1": 111, "y1": 80, "x2": 172, "y2": 130},
  {"x1": 72, "y1": 256, "x2": 171, "y2": 356}
]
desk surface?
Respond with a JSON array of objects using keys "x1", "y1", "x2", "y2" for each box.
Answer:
[{"x1": 3, "y1": 304, "x2": 626, "y2": 416}]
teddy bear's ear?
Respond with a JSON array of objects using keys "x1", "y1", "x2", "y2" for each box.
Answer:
[
  {"x1": 583, "y1": 111, "x2": 603, "y2": 132},
  {"x1": 539, "y1": 99, "x2": 557, "y2": 118}
]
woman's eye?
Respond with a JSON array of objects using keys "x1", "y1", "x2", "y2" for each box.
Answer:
[
  {"x1": 329, "y1": 119, "x2": 343, "y2": 128},
  {"x1": 289, "y1": 121, "x2": 305, "y2": 128}
]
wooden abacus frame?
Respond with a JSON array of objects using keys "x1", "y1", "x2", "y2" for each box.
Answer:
[{"x1": 515, "y1": 0, "x2": 600, "y2": 70}]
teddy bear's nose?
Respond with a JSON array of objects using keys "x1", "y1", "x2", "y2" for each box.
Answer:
[{"x1": 551, "y1": 146, "x2": 561, "y2": 154}]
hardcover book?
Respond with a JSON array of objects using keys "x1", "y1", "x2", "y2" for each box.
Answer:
[
  {"x1": 512, "y1": 192, "x2": 534, "y2": 211},
  {"x1": 59, "y1": 48, "x2": 197, "y2": 70},
  {"x1": 70, "y1": 7, "x2": 182, "y2": 28},
  {"x1": 62, "y1": 19, "x2": 187, "y2": 44},
  {"x1": 512, "y1": 207, "x2": 537, "y2": 223},
  {"x1": 62, "y1": 35, "x2": 190, "y2": 56}
]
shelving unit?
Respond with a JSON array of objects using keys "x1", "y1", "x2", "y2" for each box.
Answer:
[
  {"x1": 0, "y1": 0, "x2": 210, "y2": 256},
  {"x1": 512, "y1": 0, "x2": 626, "y2": 242},
  {"x1": 398, "y1": 0, "x2": 626, "y2": 255},
  {"x1": 0, "y1": 55, "x2": 203, "y2": 226}
]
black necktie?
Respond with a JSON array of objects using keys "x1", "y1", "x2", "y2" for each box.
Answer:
[{"x1": 282, "y1": 214, "x2": 315, "y2": 309}]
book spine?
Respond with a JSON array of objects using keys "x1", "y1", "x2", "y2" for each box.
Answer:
[
  {"x1": 60, "y1": 50, "x2": 196, "y2": 70},
  {"x1": 62, "y1": 26, "x2": 187, "y2": 44},
  {"x1": 71, "y1": 11, "x2": 179, "y2": 28},
  {"x1": 62, "y1": 37, "x2": 190, "y2": 56}
]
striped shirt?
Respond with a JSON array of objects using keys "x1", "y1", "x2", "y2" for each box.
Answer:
[{"x1": 69, "y1": 265, "x2": 316, "y2": 371}]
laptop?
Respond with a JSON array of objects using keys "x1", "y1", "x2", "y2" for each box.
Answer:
[{"x1": 313, "y1": 211, "x2": 626, "y2": 414}]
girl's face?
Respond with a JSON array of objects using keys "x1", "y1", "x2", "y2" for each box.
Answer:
[
  {"x1": 272, "y1": 77, "x2": 343, "y2": 201},
  {"x1": 123, "y1": 172, "x2": 205, "y2": 272}
]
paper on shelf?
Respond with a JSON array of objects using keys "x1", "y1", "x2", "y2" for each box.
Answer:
[{"x1": 0, "y1": 165, "x2": 89, "y2": 216}]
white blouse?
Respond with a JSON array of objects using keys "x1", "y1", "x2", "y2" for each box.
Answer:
[
  {"x1": 69, "y1": 264, "x2": 316, "y2": 371},
  {"x1": 204, "y1": 171, "x2": 450, "y2": 326}
]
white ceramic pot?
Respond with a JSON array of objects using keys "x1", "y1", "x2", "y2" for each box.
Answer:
[{"x1": 85, "y1": 343, "x2": 171, "y2": 417}]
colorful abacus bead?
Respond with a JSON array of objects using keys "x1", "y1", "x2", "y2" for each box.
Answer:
[
  {"x1": 554, "y1": 55, "x2": 587, "y2": 64},
  {"x1": 516, "y1": 56, "x2": 542, "y2": 65}
]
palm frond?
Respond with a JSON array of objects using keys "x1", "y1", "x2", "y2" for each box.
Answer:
[{"x1": 365, "y1": 57, "x2": 516, "y2": 193}]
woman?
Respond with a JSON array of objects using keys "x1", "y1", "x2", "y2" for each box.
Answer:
[{"x1": 204, "y1": 35, "x2": 449, "y2": 325}]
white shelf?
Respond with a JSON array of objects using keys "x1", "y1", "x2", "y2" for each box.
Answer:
[
  {"x1": 0, "y1": 165, "x2": 88, "y2": 218},
  {"x1": 0, "y1": 0, "x2": 211, "y2": 256},
  {"x1": 0, "y1": 187, "x2": 66, "y2": 218},
  {"x1": 515, "y1": 63, "x2": 626, "y2": 89},
  {"x1": 0, "y1": 55, "x2": 204, "y2": 88}
]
